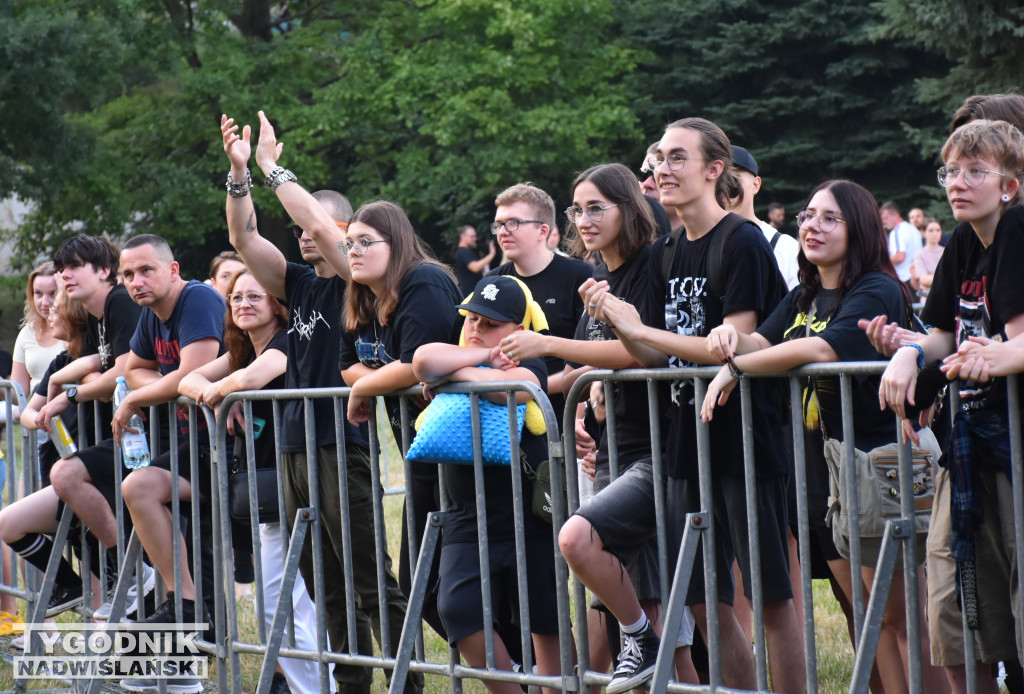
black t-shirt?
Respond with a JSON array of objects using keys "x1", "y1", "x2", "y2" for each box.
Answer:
[
  {"x1": 35, "y1": 352, "x2": 83, "y2": 475},
  {"x1": 921, "y1": 206, "x2": 1024, "y2": 416},
  {"x1": 338, "y1": 263, "x2": 463, "y2": 438},
  {"x1": 233, "y1": 330, "x2": 288, "y2": 470},
  {"x1": 757, "y1": 273, "x2": 906, "y2": 450},
  {"x1": 656, "y1": 216, "x2": 787, "y2": 479},
  {"x1": 488, "y1": 254, "x2": 594, "y2": 418},
  {"x1": 80, "y1": 284, "x2": 142, "y2": 435},
  {"x1": 281, "y1": 262, "x2": 368, "y2": 452},
  {"x1": 455, "y1": 247, "x2": 482, "y2": 295},
  {"x1": 440, "y1": 356, "x2": 550, "y2": 545},
  {"x1": 568, "y1": 246, "x2": 666, "y2": 468}
]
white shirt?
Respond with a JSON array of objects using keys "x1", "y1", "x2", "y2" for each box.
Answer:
[
  {"x1": 888, "y1": 221, "x2": 922, "y2": 281},
  {"x1": 759, "y1": 220, "x2": 800, "y2": 290}
]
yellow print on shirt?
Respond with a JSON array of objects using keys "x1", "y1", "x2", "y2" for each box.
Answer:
[{"x1": 781, "y1": 311, "x2": 830, "y2": 340}]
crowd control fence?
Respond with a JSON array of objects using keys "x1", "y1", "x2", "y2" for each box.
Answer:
[{"x1": 1, "y1": 366, "x2": 1022, "y2": 694}]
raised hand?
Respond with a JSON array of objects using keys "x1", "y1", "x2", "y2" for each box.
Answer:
[
  {"x1": 255, "y1": 110, "x2": 284, "y2": 177},
  {"x1": 220, "y1": 114, "x2": 251, "y2": 172}
]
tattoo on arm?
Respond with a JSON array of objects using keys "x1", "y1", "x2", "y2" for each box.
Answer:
[{"x1": 245, "y1": 211, "x2": 256, "y2": 234}]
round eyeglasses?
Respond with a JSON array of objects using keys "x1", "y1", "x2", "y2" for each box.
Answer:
[
  {"x1": 937, "y1": 166, "x2": 1013, "y2": 189},
  {"x1": 647, "y1": 153, "x2": 707, "y2": 171},
  {"x1": 565, "y1": 203, "x2": 619, "y2": 224},
  {"x1": 797, "y1": 210, "x2": 846, "y2": 233},
  {"x1": 229, "y1": 291, "x2": 267, "y2": 307}
]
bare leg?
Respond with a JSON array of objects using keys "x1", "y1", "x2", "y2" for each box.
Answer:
[
  {"x1": 558, "y1": 517, "x2": 643, "y2": 627},
  {"x1": 586, "y1": 608, "x2": 612, "y2": 694},
  {"x1": 674, "y1": 645, "x2": 699, "y2": 684},
  {"x1": 690, "y1": 602, "x2": 756, "y2": 690},
  {"x1": 49, "y1": 458, "x2": 117, "y2": 548},
  {"x1": 731, "y1": 560, "x2": 752, "y2": 641},
  {"x1": 0, "y1": 487, "x2": 62, "y2": 615},
  {"x1": 455, "y1": 630, "x2": 524, "y2": 694},
  {"x1": 762, "y1": 599, "x2": 806, "y2": 694},
  {"x1": 121, "y1": 468, "x2": 194, "y2": 600},
  {"x1": 825, "y1": 562, "x2": 886, "y2": 694},
  {"x1": 863, "y1": 565, "x2": 910, "y2": 694},
  {"x1": 532, "y1": 633, "x2": 564, "y2": 694}
]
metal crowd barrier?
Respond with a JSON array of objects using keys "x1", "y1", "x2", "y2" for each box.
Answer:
[
  {"x1": 211, "y1": 383, "x2": 573, "y2": 694},
  {"x1": 5, "y1": 364, "x2": 1024, "y2": 694}
]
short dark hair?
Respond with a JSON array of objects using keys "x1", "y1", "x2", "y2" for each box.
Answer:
[
  {"x1": 53, "y1": 235, "x2": 120, "y2": 285},
  {"x1": 768, "y1": 202, "x2": 784, "y2": 213},
  {"x1": 123, "y1": 234, "x2": 174, "y2": 262},
  {"x1": 951, "y1": 92, "x2": 1024, "y2": 132}
]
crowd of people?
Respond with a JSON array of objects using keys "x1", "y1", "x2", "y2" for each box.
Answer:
[{"x1": 0, "y1": 91, "x2": 1021, "y2": 694}]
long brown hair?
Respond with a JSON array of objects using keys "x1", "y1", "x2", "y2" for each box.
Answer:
[
  {"x1": 664, "y1": 117, "x2": 742, "y2": 210},
  {"x1": 52, "y1": 287, "x2": 89, "y2": 358},
  {"x1": 344, "y1": 200, "x2": 455, "y2": 331},
  {"x1": 223, "y1": 270, "x2": 288, "y2": 371},
  {"x1": 567, "y1": 163, "x2": 657, "y2": 262},
  {"x1": 795, "y1": 180, "x2": 911, "y2": 311}
]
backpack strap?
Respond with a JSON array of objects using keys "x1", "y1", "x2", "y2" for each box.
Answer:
[
  {"x1": 706, "y1": 212, "x2": 749, "y2": 304},
  {"x1": 770, "y1": 230, "x2": 782, "y2": 250},
  {"x1": 661, "y1": 225, "x2": 685, "y2": 286}
]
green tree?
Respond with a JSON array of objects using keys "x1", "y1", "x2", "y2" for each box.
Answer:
[{"x1": 619, "y1": 0, "x2": 953, "y2": 218}]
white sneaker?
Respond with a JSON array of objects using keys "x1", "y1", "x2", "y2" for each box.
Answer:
[{"x1": 95, "y1": 564, "x2": 157, "y2": 621}]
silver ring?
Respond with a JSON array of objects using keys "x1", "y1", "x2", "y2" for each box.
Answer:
[{"x1": 588, "y1": 303, "x2": 597, "y2": 309}]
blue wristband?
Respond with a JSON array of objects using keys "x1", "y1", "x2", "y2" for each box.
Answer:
[{"x1": 902, "y1": 343, "x2": 925, "y2": 371}]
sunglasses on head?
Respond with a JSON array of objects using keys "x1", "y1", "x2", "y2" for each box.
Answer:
[{"x1": 292, "y1": 220, "x2": 349, "y2": 239}]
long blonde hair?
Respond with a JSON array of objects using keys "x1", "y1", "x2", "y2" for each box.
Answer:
[{"x1": 22, "y1": 261, "x2": 57, "y2": 334}]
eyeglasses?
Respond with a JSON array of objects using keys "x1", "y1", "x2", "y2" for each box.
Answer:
[
  {"x1": 797, "y1": 210, "x2": 846, "y2": 233},
  {"x1": 293, "y1": 220, "x2": 350, "y2": 239},
  {"x1": 936, "y1": 166, "x2": 1013, "y2": 189},
  {"x1": 229, "y1": 291, "x2": 267, "y2": 306},
  {"x1": 343, "y1": 237, "x2": 389, "y2": 256},
  {"x1": 648, "y1": 153, "x2": 707, "y2": 171},
  {"x1": 490, "y1": 219, "x2": 542, "y2": 234},
  {"x1": 565, "y1": 203, "x2": 620, "y2": 224}
]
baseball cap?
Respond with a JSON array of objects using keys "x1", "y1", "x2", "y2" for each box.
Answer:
[
  {"x1": 731, "y1": 146, "x2": 759, "y2": 177},
  {"x1": 457, "y1": 276, "x2": 526, "y2": 324}
]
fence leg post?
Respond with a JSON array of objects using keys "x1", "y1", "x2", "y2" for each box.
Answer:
[
  {"x1": 649, "y1": 511, "x2": 706, "y2": 694},
  {"x1": 255, "y1": 507, "x2": 316, "y2": 694},
  {"x1": 849, "y1": 520, "x2": 907, "y2": 694},
  {"x1": 388, "y1": 512, "x2": 445, "y2": 694}
]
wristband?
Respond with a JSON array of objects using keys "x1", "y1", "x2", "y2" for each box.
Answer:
[
  {"x1": 225, "y1": 168, "x2": 253, "y2": 198},
  {"x1": 264, "y1": 166, "x2": 298, "y2": 191},
  {"x1": 724, "y1": 356, "x2": 743, "y2": 380},
  {"x1": 901, "y1": 343, "x2": 925, "y2": 371}
]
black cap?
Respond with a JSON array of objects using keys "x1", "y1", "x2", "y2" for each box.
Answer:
[
  {"x1": 731, "y1": 145, "x2": 758, "y2": 177},
  {"x1": 457, "y1": 276, "x2": 526, "y2": 324}
]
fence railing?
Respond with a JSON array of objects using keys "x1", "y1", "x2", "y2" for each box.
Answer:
[{"x1": 1, "y1": 365, "x2": 1022, "y2": 694}]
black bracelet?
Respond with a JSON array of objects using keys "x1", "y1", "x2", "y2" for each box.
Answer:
[{"x1": 724, "y1": 356, "x2": 743, "y2": 380}]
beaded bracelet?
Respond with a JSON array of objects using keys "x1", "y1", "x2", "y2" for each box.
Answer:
[{"x1": 225, "y1": 169, "x2": 253, "y2": 198}]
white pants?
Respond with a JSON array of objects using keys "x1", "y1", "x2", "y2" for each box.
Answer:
[{"x1": 259, "y1": 523, "x2": 334, "y2": 694}]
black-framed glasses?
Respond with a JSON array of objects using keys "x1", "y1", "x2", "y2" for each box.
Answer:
[
  {"x1": 937, "y1": 166, "x2": 1013, "y2": 188},
  {"x1": 648, "y1": 153, "x2": 707, "y2": 171},
  {"x1": 565, "y1": 203, "x2": 620, "y2": 224},
  {"x1": 490, "y1": 219, "x2": 542, "y2": 235},
  {"x1": 229, "y1": 291, "x2": 267, "y2": 306},
  {"x1": 797, "y1": 210, "x2": 846, "y2": 233},
  {"x1": 344, "y1": 237, "x2": 390, "y2": 256}
]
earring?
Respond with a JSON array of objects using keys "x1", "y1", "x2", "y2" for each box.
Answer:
[{"x1": 1003, "y1": 194, "x2": 1011, "y2": 202}]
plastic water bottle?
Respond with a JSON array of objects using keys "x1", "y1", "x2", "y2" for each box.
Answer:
[{"x1": 114, "y1": 376, "x2": 150, "y2": 469}]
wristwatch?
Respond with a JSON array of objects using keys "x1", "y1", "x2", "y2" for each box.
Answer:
[{"x1": 65, "y1": 387, "x2": 78, "y2": 405}]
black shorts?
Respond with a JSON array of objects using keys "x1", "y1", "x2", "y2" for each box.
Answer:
[
  {"x1": 788, "y1": 427, "x2": 842, "y2": 570},
  {"x1": 668, "y1": 474, "x2": 793, "y2": 606},
  {"x1": 71, "y1": 439, "x2": 123, "y2": 518},
  {"x1": 437, "y1": 538, "x2": 559, "y2": 644},
  {"x1": 575, "y1": 461, "x2": 661, "y2": 604},
  {"x1": 145, "y1": 441, "x2": 212, "y2": 502}
]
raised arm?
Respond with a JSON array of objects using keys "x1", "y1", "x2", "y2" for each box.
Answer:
[
  {"x1": 221, "y1": 114, "x2": 287, "y2": 299},
  {"x1": 253, "y1": 111, "x2": 351, "y2": 281}
]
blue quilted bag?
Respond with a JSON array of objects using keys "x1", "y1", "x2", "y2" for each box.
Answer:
[{"x1": 406, "y1": 392, "x2": 526, "y2": 466}]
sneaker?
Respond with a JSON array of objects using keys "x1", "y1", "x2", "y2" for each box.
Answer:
[
  {"x1": 45, "y1": 581, "x2": 85, "y2": 618},
  {"x1": 605, "y1": 623, "x2": 660, "y2": 694},
  {"x1": 10, "y1": 618, "x2": 57, "y2": 651},
  {"x1": 268, "y1": 672, "x2": 291, "y2": 694},
  {"x1": 95, "y1": 565, "x2": 157, "y2": 621},
  {"x1": 0, "y1": 611, "x2": 23, "y2": 636},
  {"x1": 139, "y1": 592, "x2": 195, "y2": 625},
  {"x1": 120, "y1": 676, "x2": 203, "y2": 693}
]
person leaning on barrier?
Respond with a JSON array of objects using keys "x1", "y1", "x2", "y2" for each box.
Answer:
[
  {"x1": 178, "y1": 269, "x2": 320, "y2": 694},
  {"x1": 545, "y1": 163, "x2": 698, "y2": 692},
  {"x1": 223, "y1": 111, "x2": 421, "y2": 693},
  {"x1": 701, "y1": 179, "x2": 948, "y2": 693},
  {"x1": 411, "y1": 275, "x2": 561, "y2": 694},
  {"x1": 870, "y1": 118, "x2": 1024, "y2": 694},
  {"x1": 113, "y1": 235, "x2": 225, "y2": 621},
  {"x1": 0, "y1": 286, "x2": 99, "y2": 628},
  {"x1": 585, "y1": 117, "x2": 803, "y2": 694}
]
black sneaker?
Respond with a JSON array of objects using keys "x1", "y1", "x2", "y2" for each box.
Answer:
[
  {"x1": 268, "y1": 672, "x2": 291, "y2": 694},
  {"x1": 44, "y1": 582, "x2": 85, "y2": 618},
  {"x1": 138, "y1": 592, "x2": 195, "y2": 625},
  {"x1": 606, "y1": 623, "x2": 660, "y2": 694}
]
